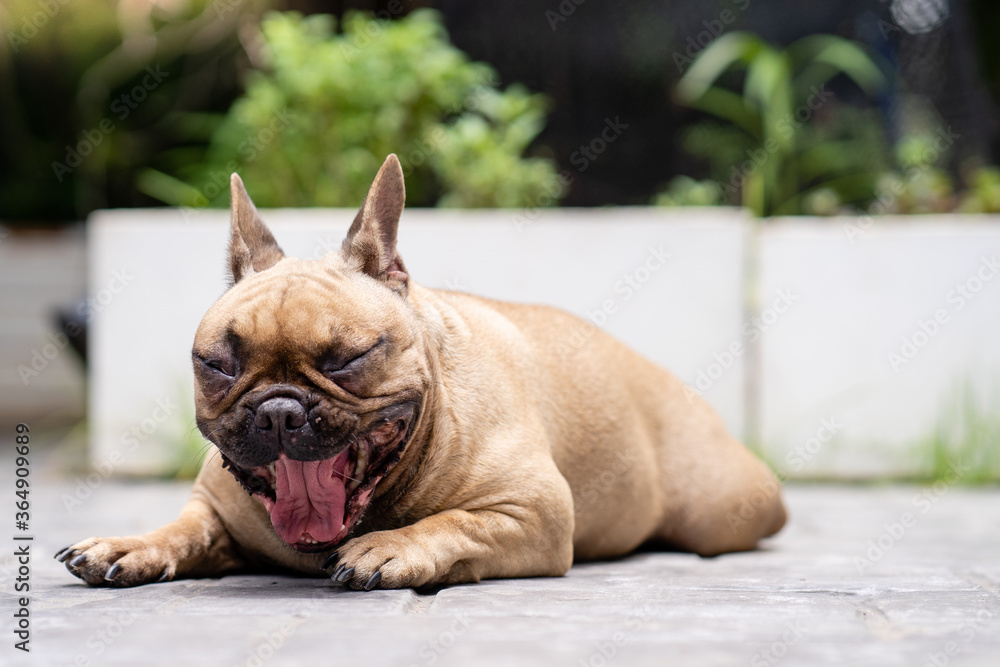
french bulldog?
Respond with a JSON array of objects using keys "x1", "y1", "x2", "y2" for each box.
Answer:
[{"x1": 58, "y1": 155, "x2": 786, "y2": 590}]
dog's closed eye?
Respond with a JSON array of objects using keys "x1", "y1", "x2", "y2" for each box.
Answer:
[
  {"x1": 318, "y1": 338, "x2": 387, "y2": 393},
  {"x1": 192, "y1": 345, "x2": 241, "y2": 401},
  {"x1": 202, "y1": 359, "x2": 234, "y2": 376}
]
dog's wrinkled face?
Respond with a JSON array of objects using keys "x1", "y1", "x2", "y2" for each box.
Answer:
[{"x1": 193, "y1": 156, "x2": 427, "y2": 553}]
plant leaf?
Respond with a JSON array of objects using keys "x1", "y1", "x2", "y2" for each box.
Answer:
[
  {"x1": 789, "y1": 35, "x2": 885, "y2": 94},
  {"x1": 676, "y1": 32, "x2": 765, "y2": 102},
  {"x1": 688, "y1": 88, "x2": 761, "y2": 137}
]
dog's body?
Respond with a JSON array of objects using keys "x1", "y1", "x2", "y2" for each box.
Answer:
[{"x1": 60, "y1": 156, "x2": 785, "y2": 589}]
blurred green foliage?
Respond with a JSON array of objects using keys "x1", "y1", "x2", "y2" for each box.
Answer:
[
  {"x1": 139, "y1": 10, "x2": 562, "y2": 209},
  {"x1": 652, "y1": 175, "x2": 722, "y2": 207},
  {"x1": 872, "y1": 128, "x2": 1000, "y2": 215},
  {"x1": 664, "y1": 32, "x2": 889, "y2": 216},
  {"x1": 958, "y1": 167, "x2": 1000, "y2": 213},
  {"x1": 918, "y1": 383, "x2": 1000, "y2": 484},
  {"x1": 0, "y1": 0, "x2": 263, "y2": 222},
  {"x1": 660, "y1": 30, "x2": 1000, "y2": 218}
]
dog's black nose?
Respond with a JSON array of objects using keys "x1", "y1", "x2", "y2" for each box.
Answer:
[{"x1": 255, "y1": 397, "x2": 307, "y2": 432}]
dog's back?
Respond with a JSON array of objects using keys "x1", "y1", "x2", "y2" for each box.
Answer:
[{"x1": 417, "y1": 285, "x2": 786, "y2": 559}]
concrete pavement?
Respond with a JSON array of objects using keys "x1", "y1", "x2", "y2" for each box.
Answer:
[{"x1": 2, "y1": 470, "x2": 999, "y2": 666}]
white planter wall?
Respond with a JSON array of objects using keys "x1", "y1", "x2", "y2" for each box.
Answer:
[
  {"x1": 757, "y1": 217, "x2": 1000, "y2": 478},
  {"x1": 87, "y1": 208, "x2": 1000, "y2": 479},
  {"x1": 87, "y1": 207, "x2": 750, "y2": 475}
]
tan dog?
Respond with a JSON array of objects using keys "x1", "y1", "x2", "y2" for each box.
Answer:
[{"x1": 58, "y1": 155, "x2": 785, "y2": 590}]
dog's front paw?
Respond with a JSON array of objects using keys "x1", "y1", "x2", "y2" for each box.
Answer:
[
  {"x1": 55, "y1": 537, "x2": 177, "y2": 587},
  {"x1": 329, "y1": 530, "x2": 437, "y2": 590}
]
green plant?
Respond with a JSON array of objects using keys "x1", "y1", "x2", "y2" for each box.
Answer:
[
  {"x1": 161, "y1": 382, "x2": 212, "y2": 480},
  {"x1": 871, "y1": 129, "x2": 1000, "y2": 214},
  {"x1": 139, "y1": 10, "x2": 561, "y2": 209},
  {"x1": 917, "y1": 384, "x2": 1000, "y2": 484},
  {"x1": 671, "y1": 32, "x2": 888, "y2": 216},
  {"x1": 0, "y1": 0, "x2": 263, "y2": 222},
  {"x1": 652, "y1": 175, "x2": 722, "y2": 207},
  {"x1": 959, "y1": 166, "x2": 1000, "y2": 213}
]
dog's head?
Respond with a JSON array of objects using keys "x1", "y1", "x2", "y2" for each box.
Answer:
[{"x1": 192, "y1": 155, "x2": 429, "y2": 553}]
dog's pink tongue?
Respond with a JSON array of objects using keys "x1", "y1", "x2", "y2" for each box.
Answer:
[{"x1": 270, "y1": 455, "x2": 347, "y2": 545}]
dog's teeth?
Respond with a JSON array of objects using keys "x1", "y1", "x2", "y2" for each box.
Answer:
[
  {"x1": 267, "y1": 462, "x2": 276, "y2": 477},
  {"x1": 347, "y1": 446, "x2": 368, "y2": 492}
]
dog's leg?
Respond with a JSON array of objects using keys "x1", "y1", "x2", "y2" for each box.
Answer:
[
  {"x1": 57, "y1": 464, "x2": 246, "y2": 587},
  {"x1": 658, "y1": 438, "x2": 786, "y2": 557},
  {"x1": 332, "y1": 466, "x2": 575, "y2": 589}
]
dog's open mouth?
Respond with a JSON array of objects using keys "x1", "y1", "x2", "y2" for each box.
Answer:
[{"x1": 220, "y1": 417, "x2": 410, "y2": 553}]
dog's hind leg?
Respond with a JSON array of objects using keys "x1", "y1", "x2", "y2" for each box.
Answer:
[{"x1": 654, "y1": 434, "x2": 787, "y2": 557}]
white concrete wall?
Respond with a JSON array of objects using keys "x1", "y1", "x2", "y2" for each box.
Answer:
[
  {"x1": 87, "y1": 207, "x2": 750, "y2": 474},
  {"x1": 89, "y1": 208, "x2": 1000, "y2": 479},
  {"x1": 757, "y1": 217, "x2": 1000, "y2": 478},
  {"x1": 0, "y1": 226, "x2": 86, "y2": 425}
]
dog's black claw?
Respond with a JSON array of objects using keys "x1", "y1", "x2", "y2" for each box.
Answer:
[
  {"x1": 321, "y1": 552, "x2": 339, "y2": 570},
  {"x1": 157, "y1": 570, "x2": 170, "y2": 583},
  {"x1": 363, "y1": 571, "x2": 381, "y2": 591},
  {"x1": 69, "y1": 554, "x2": 87, "y2": 567},
  {"x1": 54, "y1": 545, "x2": 73, "y2": 560},
  {"x1": 336, "y1": 566, "x2": 355, "y2": 583},
  {"x1": 54, "y1": 547, "x2": 74, "y2": 562},
  {"x1": 104, "y1": 563, "x2": 121, "y2": 582},
  {"x1": 331, "y1": 564, "x2": 346, "y2": 582}
]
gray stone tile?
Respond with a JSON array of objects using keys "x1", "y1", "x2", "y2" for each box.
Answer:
[{"x1": 4, "y1": 473, "x2": 1000, "y2": 666}]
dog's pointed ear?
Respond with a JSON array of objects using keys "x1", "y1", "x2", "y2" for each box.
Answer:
[
  {"x1": 342, "y1": 154, "x2": 408, "y2": 292},
  {"x1": 228, "y1": 173, "x2": 284, "y2": 284}
]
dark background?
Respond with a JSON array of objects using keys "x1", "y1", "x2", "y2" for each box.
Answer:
[{"x1": 1, "y1": 0, "x2": 997, "y2": 222}]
